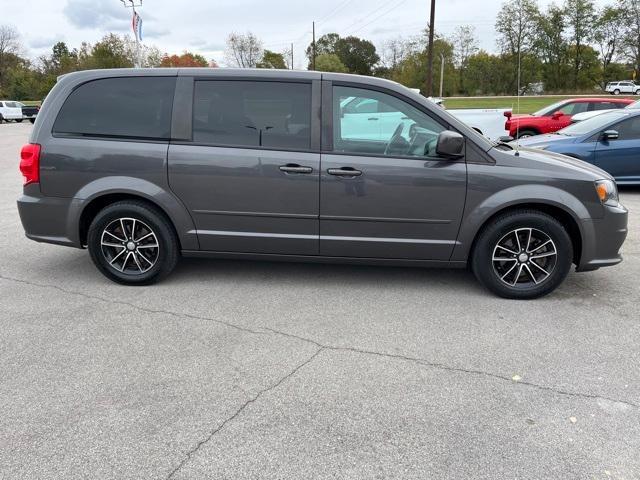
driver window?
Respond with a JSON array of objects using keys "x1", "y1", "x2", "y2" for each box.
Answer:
[{"x1": 333, "y1": 86, "x2": 446, "y2": 158}]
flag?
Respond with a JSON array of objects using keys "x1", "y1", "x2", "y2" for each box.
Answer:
[{"x1": 132, "y1": 11, "x2": 143, "y2": 42}]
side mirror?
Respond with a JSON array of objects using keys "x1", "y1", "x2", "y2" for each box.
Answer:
[
  {"x1": 436, "y1": 130, "x2": 465, "y2": 158},
  {"x1": 552, "y1": 111, "x2": 563, "y2": 120},
  {"x1": 601, "y1": 130, "x2": 619, "y2": 141}
]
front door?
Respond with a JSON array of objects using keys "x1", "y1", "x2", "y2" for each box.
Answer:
[
  {"x1": 594, "y1": 115, "x2": 640, "y2": 183},
  {"x1": 168, "y1": 79, "x2": 320, "y2": 254},
  {"x1": 319, "y1": 84, "x2": 467, "y2": 260}
]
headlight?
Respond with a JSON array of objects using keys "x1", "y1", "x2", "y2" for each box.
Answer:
[{"x1": 595, "y1": 179, "x2": 619, "y2": 206}]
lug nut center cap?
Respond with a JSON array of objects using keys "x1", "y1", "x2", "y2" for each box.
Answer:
[
  {"x1": 126, "y1": 241, "x2": 136, "y2": 251},
  {"x1": 518, "y1": 253, "x2": 529, "y2": 263}
]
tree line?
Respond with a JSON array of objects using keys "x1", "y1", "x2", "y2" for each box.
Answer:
[{"x1": 2, "y1": 0, "x2": 640, "y2": 100}]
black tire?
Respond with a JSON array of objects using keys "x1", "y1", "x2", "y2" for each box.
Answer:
[
  {"x1": 29, "y1": 118, "x2": 35, "y2": 124},
  {"x1": 0, "y1": 114, "x2": 4, "y2": 124},
  {"x1": 517, "y1": 129, "x2": 538, "y2": 139},
  {"x1": 15, "y1": 119, "x2": 23, "y2": 123},
  {"x1": 471, "y1": 210, "x2": 573, "y2": 299},
  {"x1": 613, "y1": 89, "x2": 621, "y2": 95},
  {"x1": 87, "y1": 200, "x2": 179, "y2": 285}
]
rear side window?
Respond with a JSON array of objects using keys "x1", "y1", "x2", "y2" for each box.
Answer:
[
  {"x1": 53, "y1": 77, "x2": 176, "y2": 140},
  {"x1": 193, "y1": 80, "x2": 311, "y2": 150}
]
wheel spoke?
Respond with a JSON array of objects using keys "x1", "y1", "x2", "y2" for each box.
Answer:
[
  {"x1": 529, "y1": 260, "x2": 550, "y2": 277},
  {"x1": 109, "y1": 248, "x2": 126, "y2": 265},
  {"x1": 101, "y1": 241, "x2": 124, "y2": 248},
  {"x1": 104, "y1": 230, "x2": 126, "y2": 242},
  {"x1": 120, "y1": 218, "x2": 127, "y2": 239},
  {"x1": 523, "y1": 264, "x2": 539, "y2": 284},
  {"x1": 496, "y1": 245, "x2": 518, "y2": 255},
  {"x1": 525, "y1": 228, "x2": 533, "y2": 252},
  {"x1": 493, "y1": 256, "x2": 517, "y2": 262},
  {"x1": 137, "y1": 243, "x2": 159, "y2": 249},
  {"x1": 138, "y1": 252, "x2": 153, "y2": 266},
  {"x1": 500, "y1": 262, "x2": 518, "y2": 281},
  {"x1": 132, "y1": 252, "x2": 143, "y2": 272},
  {"x1": 131, "y1": 219, "x2": 138, "y2": 241},
  {"x1": 529, "y1": 239, "x2": 552, "y2": 253},
  {"x1": 513, "y1": 230, "x2": 522, "y2": 252},
  {"x1": 530, "y1": 251, "x2": 556, "y2": 259},
  {"x1": 136, "y1": 232, "x2": 154, "y2": 243},
  {"x1": 511, "y1": 264, "x2": 524, "y2": 286}
]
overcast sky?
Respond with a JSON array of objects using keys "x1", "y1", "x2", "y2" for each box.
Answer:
[{"x1": 5, "y1": 0, "x2": 610, "y2": 68}]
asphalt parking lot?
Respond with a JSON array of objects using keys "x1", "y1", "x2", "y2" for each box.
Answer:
[{"x1": 1, "y1": 121, "x2": 639, "y2": 479}]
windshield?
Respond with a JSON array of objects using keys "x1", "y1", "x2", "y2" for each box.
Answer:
[
  {"x1": 532, "y1": 100, "x2": 568, "y2": 117},
  {"x1": 626, "y1": 100, "x2": 640, "y2": 109},
  {"x1": 4, "y1": 101, "x2": 20, "y2": 108},
  {"x1": 558, "y1": 111, "x2": 629, "y2": 136}
]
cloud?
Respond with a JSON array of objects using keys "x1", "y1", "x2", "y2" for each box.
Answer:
[
  {"x1": 142, "y1": 26, "x2": 170, "y2": 39},
  {"x1": 29, "y1": 35, "x2": 65, "y2": 50},
  {"x1": 63, "y1": 0, "x2": 129, "y2": 30}
]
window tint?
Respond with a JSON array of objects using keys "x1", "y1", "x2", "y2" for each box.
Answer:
[
  {"x1": 333, "y1": 86, "x2": 446, "y2": 158},
  {"x1": 193, "y1": 81, "x2": 311, "y2": 150},
  {"x1": 558, "y1": 102, "x2": 589, "y2": 115},
  {"x1": 612, "y1": 116, "x2": 640, "y2": 140},
  {"x1": 53, "y1": 77, "x2": 176, "y2": 139},
  {"x1": 592, "y1": 102, "x2": 621, "y2": 111}
]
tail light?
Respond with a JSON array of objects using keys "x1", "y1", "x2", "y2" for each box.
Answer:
[{"x1": 20, "y1": 143, "x2": 41, "y2": 186}]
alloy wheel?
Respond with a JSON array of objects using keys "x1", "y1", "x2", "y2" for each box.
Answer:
[
  {"x1": 492, "y1": 228, "x2": 558, "y2": 287},
  {"x1": 100, "y1": 217, "x2": 159, "y2": 274}
]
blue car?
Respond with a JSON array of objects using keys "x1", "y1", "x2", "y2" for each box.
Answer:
[{"x1": 516, "y1": 109, "x2": 640, "y2": 185}]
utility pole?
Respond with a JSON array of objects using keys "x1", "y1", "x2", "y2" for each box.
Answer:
[
  {"x1": 439, "y1": 53, "x2": 445, "y2": 98},
  {"x1": 120, "y1": 0, "x2": 143, "y2": 68},
  {"x1": 425, "y1": 0, "x2": 436, "y2": 96},
  {"x1": 312, "y1": 21, "x2": 316, "y2": 70},
  {"x1": 291, "y1": 42, "x2": 294, "y2": 70}
]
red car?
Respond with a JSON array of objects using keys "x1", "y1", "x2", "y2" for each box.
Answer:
[{"x1": 505, "y1": 97, "x2": 634, "y2": 138}]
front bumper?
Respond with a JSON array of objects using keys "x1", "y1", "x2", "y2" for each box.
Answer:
[{"x1": 576, "y1": 202, "x2": 628, "y2": 271}]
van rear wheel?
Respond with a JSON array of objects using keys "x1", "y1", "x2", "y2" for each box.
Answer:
[
  {"x1": 87, "y1": 201, "x2": 179, "y2": 285},
  {"x1": 471, "y1": 210, "x2": 573, "y2": 299}
]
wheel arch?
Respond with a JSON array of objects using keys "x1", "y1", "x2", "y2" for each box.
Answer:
[
  {"x1": 454, "y1": 187, "x2": 587, "y2": 266},
  {"x1": 73, "y1": 179, "x2": 198, "y2": 250}
]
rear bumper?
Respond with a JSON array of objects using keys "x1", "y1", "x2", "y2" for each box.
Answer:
[
  {"x1": 577, "y1": 203, "x2": 628, "y2": 271},
  {"x1": 17, "y1": 185, "x2": 81, "y2": 248}
]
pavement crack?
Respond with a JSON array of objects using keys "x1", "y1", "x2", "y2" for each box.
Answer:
[
  {"x1": 0, "y1": 273, "x2": 267, "y2": 336},
  {"x1": 165, "y1": 347, "x2": 324, "y2": 479},
  {"x1": 2, "y1": 272, "x2": 637, "y2": 411}
]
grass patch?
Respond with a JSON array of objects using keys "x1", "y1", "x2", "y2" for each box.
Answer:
[
  {"x1": 20, "y1": 100, "x2": 42, "y2": 106},
  {"x1": 444, "y1": 95, "x2": 636, "y2": 114}
]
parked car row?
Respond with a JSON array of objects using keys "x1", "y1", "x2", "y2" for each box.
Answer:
[{"x1": 0, "y1": 100, "x2": 39, "y2": 124}]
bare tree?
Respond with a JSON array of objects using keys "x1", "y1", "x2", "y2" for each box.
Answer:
[
  {"x1": 224, "y1": 32, "x2": 263, "y2": 68},
  {"x1": 619, "y1": 0, "x2": 640, "y2": 75},
  {"x1": 451, "y1": 25, "x2": 479, "y2": 94},
  {"x1": 0, "y1": 25, "x2": 21, "y2": 91},
  {"x1": 593, "y1": 6, "x2": 624, "y2": 85}
]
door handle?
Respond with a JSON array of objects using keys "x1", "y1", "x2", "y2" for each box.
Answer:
[
  {"x1": 368, "y1": 117, "x2": 379, "y2": 121},
  {"x1": 279, "y1": 164, "x2": 313, "y2": 174},
  {"x1": 327, "y1": 167, "x2": 363, "y2": 177}
]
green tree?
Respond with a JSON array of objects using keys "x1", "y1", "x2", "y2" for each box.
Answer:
[
  {"x1": 334, "y1": 36, "x2": 379, "y2": 75},
  {"x1": 305, "y1": 33, "x2": 341, "y2": 66},
  {"x1": 257, "y1": 49, "x2": 287, "y2": 69},
  {"x1": 315, "y1": 53, "x2": 348, "y2": 72},
  {"x1": 495, "y1": 0, "x2": 540, "y2": 93},
  {"x1": 82, "y1": 34, "x2": 133, "y2": 69},
  {"x1": 564, "y1": 0, "x2": 596, "y2": 88},
  {"x1": 534, "y1": 4, "x2": 570, "y2": 91}
]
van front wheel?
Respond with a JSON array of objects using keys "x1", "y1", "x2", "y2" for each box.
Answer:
[
  {"x1": 471, "y1": 210, "x2": 573, "y2": 299},
  {"x1": 87, "y1": 201, "x2": 179, "y2": 285}
]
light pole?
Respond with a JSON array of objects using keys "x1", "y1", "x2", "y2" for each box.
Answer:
[
  {"x1": 439, "y1": 53, "x2": 445, "y2": 98},
  {"x1": 120, "y1": 0, "x2": 143, "y2": 68},
  {"x1": 425, "y1": 0, "x2": 436, "y2": 96}
]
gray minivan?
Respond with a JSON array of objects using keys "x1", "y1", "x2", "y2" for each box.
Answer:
[{"x1": 17, "y1": 69, "x2": 628, "y2": 298}]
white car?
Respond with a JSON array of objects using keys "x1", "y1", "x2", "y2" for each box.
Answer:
[
  {"x1": 605, "y1": 81, "x2": 640, "y2": 95},
  {"x1": 570, "y1": 99, "x2": 640, "y2": 123},
  {"x1": 0, "y1": 100, "x2": 23, "y2": 123}
]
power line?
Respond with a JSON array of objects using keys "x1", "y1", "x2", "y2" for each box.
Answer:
[
  {"x1": 340, "y1": 0, "x2": 393, "y2": 33},
  {"x1": 351, "y1": 0, "x2": 410, "y2": 34},
  {"x1": 317, "y1": 0, "x2": 354, "y2": 25}
]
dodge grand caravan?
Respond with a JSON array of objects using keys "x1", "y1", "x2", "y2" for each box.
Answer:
[{"x1": 17, "y1": 69, "x2": 628, "y2": 299}]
